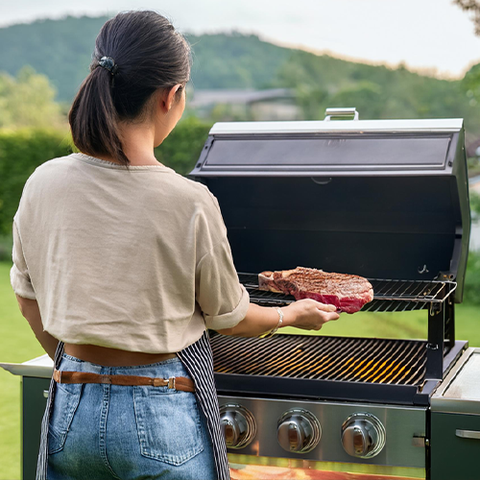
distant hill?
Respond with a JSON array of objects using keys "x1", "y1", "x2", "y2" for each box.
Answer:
[
  {"x1": 0, "y1": 16, "x2": 456, "y2": 99},
  {"x1": 0, "y1": 16, "x2": 294, "y2": 101},
  {"x1": 1, "y1": 15, "x2": 480, "y2": 138},
  {"x1": 0, "y1": 16, "x2": 110, "y2": 101}
]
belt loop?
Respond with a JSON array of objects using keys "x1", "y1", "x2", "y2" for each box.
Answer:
[{"x1": 168, "y1": 377, "x2": 176, "y2": 390}]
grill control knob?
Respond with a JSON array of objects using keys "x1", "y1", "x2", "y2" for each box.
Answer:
[
  {"x1": 277, "y1": 409, "x2": 322, "y2": 454},
  {"x1": 341, "y1": 413, "x2": 386, "y2": 459},
  {"x1": 219, "y1": 404, "x2": 256, "y2": 449}
]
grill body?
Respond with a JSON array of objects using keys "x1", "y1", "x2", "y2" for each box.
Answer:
[{"x1": 190, "y1": 114, "x2": 472, "y2": 478}]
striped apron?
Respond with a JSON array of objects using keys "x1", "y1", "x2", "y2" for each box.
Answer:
[{"x1": 36, "y1": 331, "x2": 230, "y2": 480}]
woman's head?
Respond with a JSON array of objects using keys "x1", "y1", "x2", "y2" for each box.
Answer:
[{"x1": 69, "y1": 11, "x2": 191, "y2": 165}]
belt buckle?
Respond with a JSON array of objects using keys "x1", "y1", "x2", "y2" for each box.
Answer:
[{"x1": 168, "y1": 377, "x2": 176, "y2": 390}]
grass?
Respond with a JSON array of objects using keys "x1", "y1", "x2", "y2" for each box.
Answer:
[
  {"x1": 0, "y1": 260, "x2": 479, "y2": 479},
  {"x1": 0, "y1": 262, "x2": 44, "y2": 480}
]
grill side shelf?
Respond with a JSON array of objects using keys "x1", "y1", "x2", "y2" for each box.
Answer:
[{"x1": 239, "y1": 273, "x2": 457, "y2": 312}]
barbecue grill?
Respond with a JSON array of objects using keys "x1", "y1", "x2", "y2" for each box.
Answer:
[{"x1": 189, "y1": 108, "x2": 473, "y2": 479}]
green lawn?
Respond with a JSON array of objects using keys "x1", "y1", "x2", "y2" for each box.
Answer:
[
  {"x1": 0, "y1": 261, "x2": 479, "y2": 479},
  {"x1": 0, "y1": 262, "x2": 44, "y2": 480}
]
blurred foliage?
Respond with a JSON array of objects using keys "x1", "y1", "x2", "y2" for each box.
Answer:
[
  {"x1": 0, "y1": 16, "x2": 109, "y2": 101},
  {"x1": 464, "y1": 249, "x2": 480, "y2": 304},
  {"x1": 0, "y1": 118, "x2": 212, "y2": 236},
  {"x1": 0, "y1": 129, "x2": 73, "y2": 235},
  {"x1": 453, "y1": 0, "x2": 480, "y2": 35},
  {"x1": 155, "y1": 116, "x2": 213, "y2": 176},
  {"x1": 0, "y1": 67, "x2": 65, "y2": 129},
  {"x1": 188, "y1": 32, "x2": 290, "y2": 90},
  {"x1": 466, "y1": 191, "x2": 480, "y2": 305},
  {"x1": 471, "y1": 191, "x2": 480, "y2": 218},
  {"x1": 461, "y1": 63, "x2": 480, "y2": 101}
]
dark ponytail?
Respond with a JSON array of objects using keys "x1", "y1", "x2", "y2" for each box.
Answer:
[{"x1": 69, "y1": 11, "x2": 191, "y2": 166}]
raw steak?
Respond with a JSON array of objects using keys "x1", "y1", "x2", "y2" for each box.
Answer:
[{"x1": 258, "y1": 266, "x2": 374, "y2": 314}]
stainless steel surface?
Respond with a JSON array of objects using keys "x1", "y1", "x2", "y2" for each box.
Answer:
[
  {"x1": 324, "y1": 107, "x2": 359, "y2": 121},
  {"x1": 432, "y1": 348, "x2": 480, "y2": 415},
  {"x1": 208, "y1": 118, "x2": 463, "y2": 135},
  {"x1": 219, "y1": 404, "x2": 256, "y2": 449},
  {"x1": 277, "y1": 408, "x2": 322, "y2": 453},
  {"x1": 0, "y1": 354, "x2": 53, "y2": 378},
  {"x1": 341, "y1": 412, "x2": 386, "y2": 459},
  {"x1": 455, "y1": 429, "x2": 480, "y2": 440},
  {"x1": 444, "y1": 350, "x2": 480, "y2": 399},
  {"x1": 412, "y1": 435, "x2": 427, "y2": 448},
  {"x1": 218, "y1": 395, "x2": 427, "y2": 468}
]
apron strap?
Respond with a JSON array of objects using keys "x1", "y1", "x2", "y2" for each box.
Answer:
[
  {"x1": 178, "y1": 331, "x2": 231, "y2": 480},
  {"x1": 36, "y1": 341, "x2": 65, "y2": 480}
]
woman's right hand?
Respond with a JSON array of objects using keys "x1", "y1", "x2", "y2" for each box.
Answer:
[
  {"x1": 282, "y1": 299, "x2": 340, "y2": 331},
  {"x1": 216, "y1": 299, "x2": 340, "y2": 337}
]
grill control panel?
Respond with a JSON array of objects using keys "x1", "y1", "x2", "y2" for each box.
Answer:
[{"x1": 218, "y1": 395, "x2": 426, "y2": 468}]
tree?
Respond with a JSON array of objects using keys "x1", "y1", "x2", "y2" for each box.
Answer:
[
  {"x1": 453, "y1": 0, "x2": 480, "y2": 35},
  {"x1": 0, "y1": 66, "x2": 64, "y2": 129}
]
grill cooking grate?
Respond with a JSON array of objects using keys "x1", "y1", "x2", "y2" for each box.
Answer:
[
  {"x1": 238, "y1": 273, "x2": 456, "y2": 312},
  {"x1": 211, "y1": 333, "x2": 426, "y2": 386}
]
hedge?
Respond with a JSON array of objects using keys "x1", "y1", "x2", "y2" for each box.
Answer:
[
  {"x1": 0, "y1": 116, "x2": 213, "y2": 236},
  {"x1": 0, "y1": 128, "x2": 74, "y2": 235},
  {"x1": 155, "y1": 116, "x2": 213, "y2": 176}
]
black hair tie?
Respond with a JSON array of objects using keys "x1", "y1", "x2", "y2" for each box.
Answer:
[{"x1": 98, "y1": 56, "x2": 118, "y2": 76}]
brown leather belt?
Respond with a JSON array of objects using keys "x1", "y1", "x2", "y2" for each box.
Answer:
[{"x1": 53, "y1": 369, "x2": 195, "y2": 393}]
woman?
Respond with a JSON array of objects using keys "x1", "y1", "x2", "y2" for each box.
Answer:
[{"x1": 11, "y1": 10, "x2": 339, "y2": 480}]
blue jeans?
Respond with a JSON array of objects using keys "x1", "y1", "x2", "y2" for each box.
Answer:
[{"x1": 46, "y1": 354, "x2": 217, "y2": 480}]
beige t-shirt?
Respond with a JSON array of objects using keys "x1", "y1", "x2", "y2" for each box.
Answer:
[{"x1": 11, "y1": 153, "x2": 249, "y2": 353}]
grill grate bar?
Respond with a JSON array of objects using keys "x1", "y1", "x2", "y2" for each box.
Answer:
[
  {"x1": 303, "y1": 337, "x2": 371, "y2": 380},
  {"x1": 263, "y1": 336, "x2": 356, "y2": 378},
  {"x1": 211, "y1": 333, "x2": 427, "y2": 387},
  {"x1": 334, "y1": 339, "x2": 403, "y2": 383},
  {"x1": 213, "y1": 334, "x2": 308, "y2": 374},
  {"x1": 389, "y1": 344, "x2": 426, "y2": 385}
]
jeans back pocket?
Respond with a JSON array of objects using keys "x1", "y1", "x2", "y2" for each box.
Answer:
[
  {"x1": 133, "y1": 386, "x2": 204, "y2": 466},
  {"x1": 48, "y1": 383, "x2": 83, "y2": 454}
]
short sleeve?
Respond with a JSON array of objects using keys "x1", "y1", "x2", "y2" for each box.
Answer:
[
  {"x1": 196, "y1": 239, "x2": 250, "y2": 331},
  {"x1": 10, "y1": 220, "x2": 36, "y2": 300}
]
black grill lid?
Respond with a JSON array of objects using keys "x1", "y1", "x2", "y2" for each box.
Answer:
[{"x1": 190, "y1": 117, "x2": 471, "y2": 301}]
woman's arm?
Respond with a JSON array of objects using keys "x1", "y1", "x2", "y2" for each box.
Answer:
[
  {"x1": 216, "y1": 299, "x2": 340, "y2": 337},
  {"x1": 15, "y1": 295, "x2": 58, "y2": 359}
]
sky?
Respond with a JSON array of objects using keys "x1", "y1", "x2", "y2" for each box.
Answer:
[{"x1": 1, "y1": 0, "x2": 480, "y2": 79}]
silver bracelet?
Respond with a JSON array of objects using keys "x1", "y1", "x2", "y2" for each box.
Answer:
[{"x1": 260, "y1": 307, "x2": 284, "y2": 338}]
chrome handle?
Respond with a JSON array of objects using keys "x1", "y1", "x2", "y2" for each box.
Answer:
[
  {"x1": 456, "y1": 429, "x2": 480, "y2": 440},
  {"x1": 324, "y1": 107, "x2": 359, "y2": 121}
]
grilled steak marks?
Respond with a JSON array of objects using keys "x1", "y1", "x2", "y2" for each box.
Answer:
[{"x1": 258, "y1": 266, "x2": 374, "y2": 313}]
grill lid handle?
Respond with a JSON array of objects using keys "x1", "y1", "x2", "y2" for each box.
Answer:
[{"x1": 324, "y1": 107, "x2": 359, "y2": 121}]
